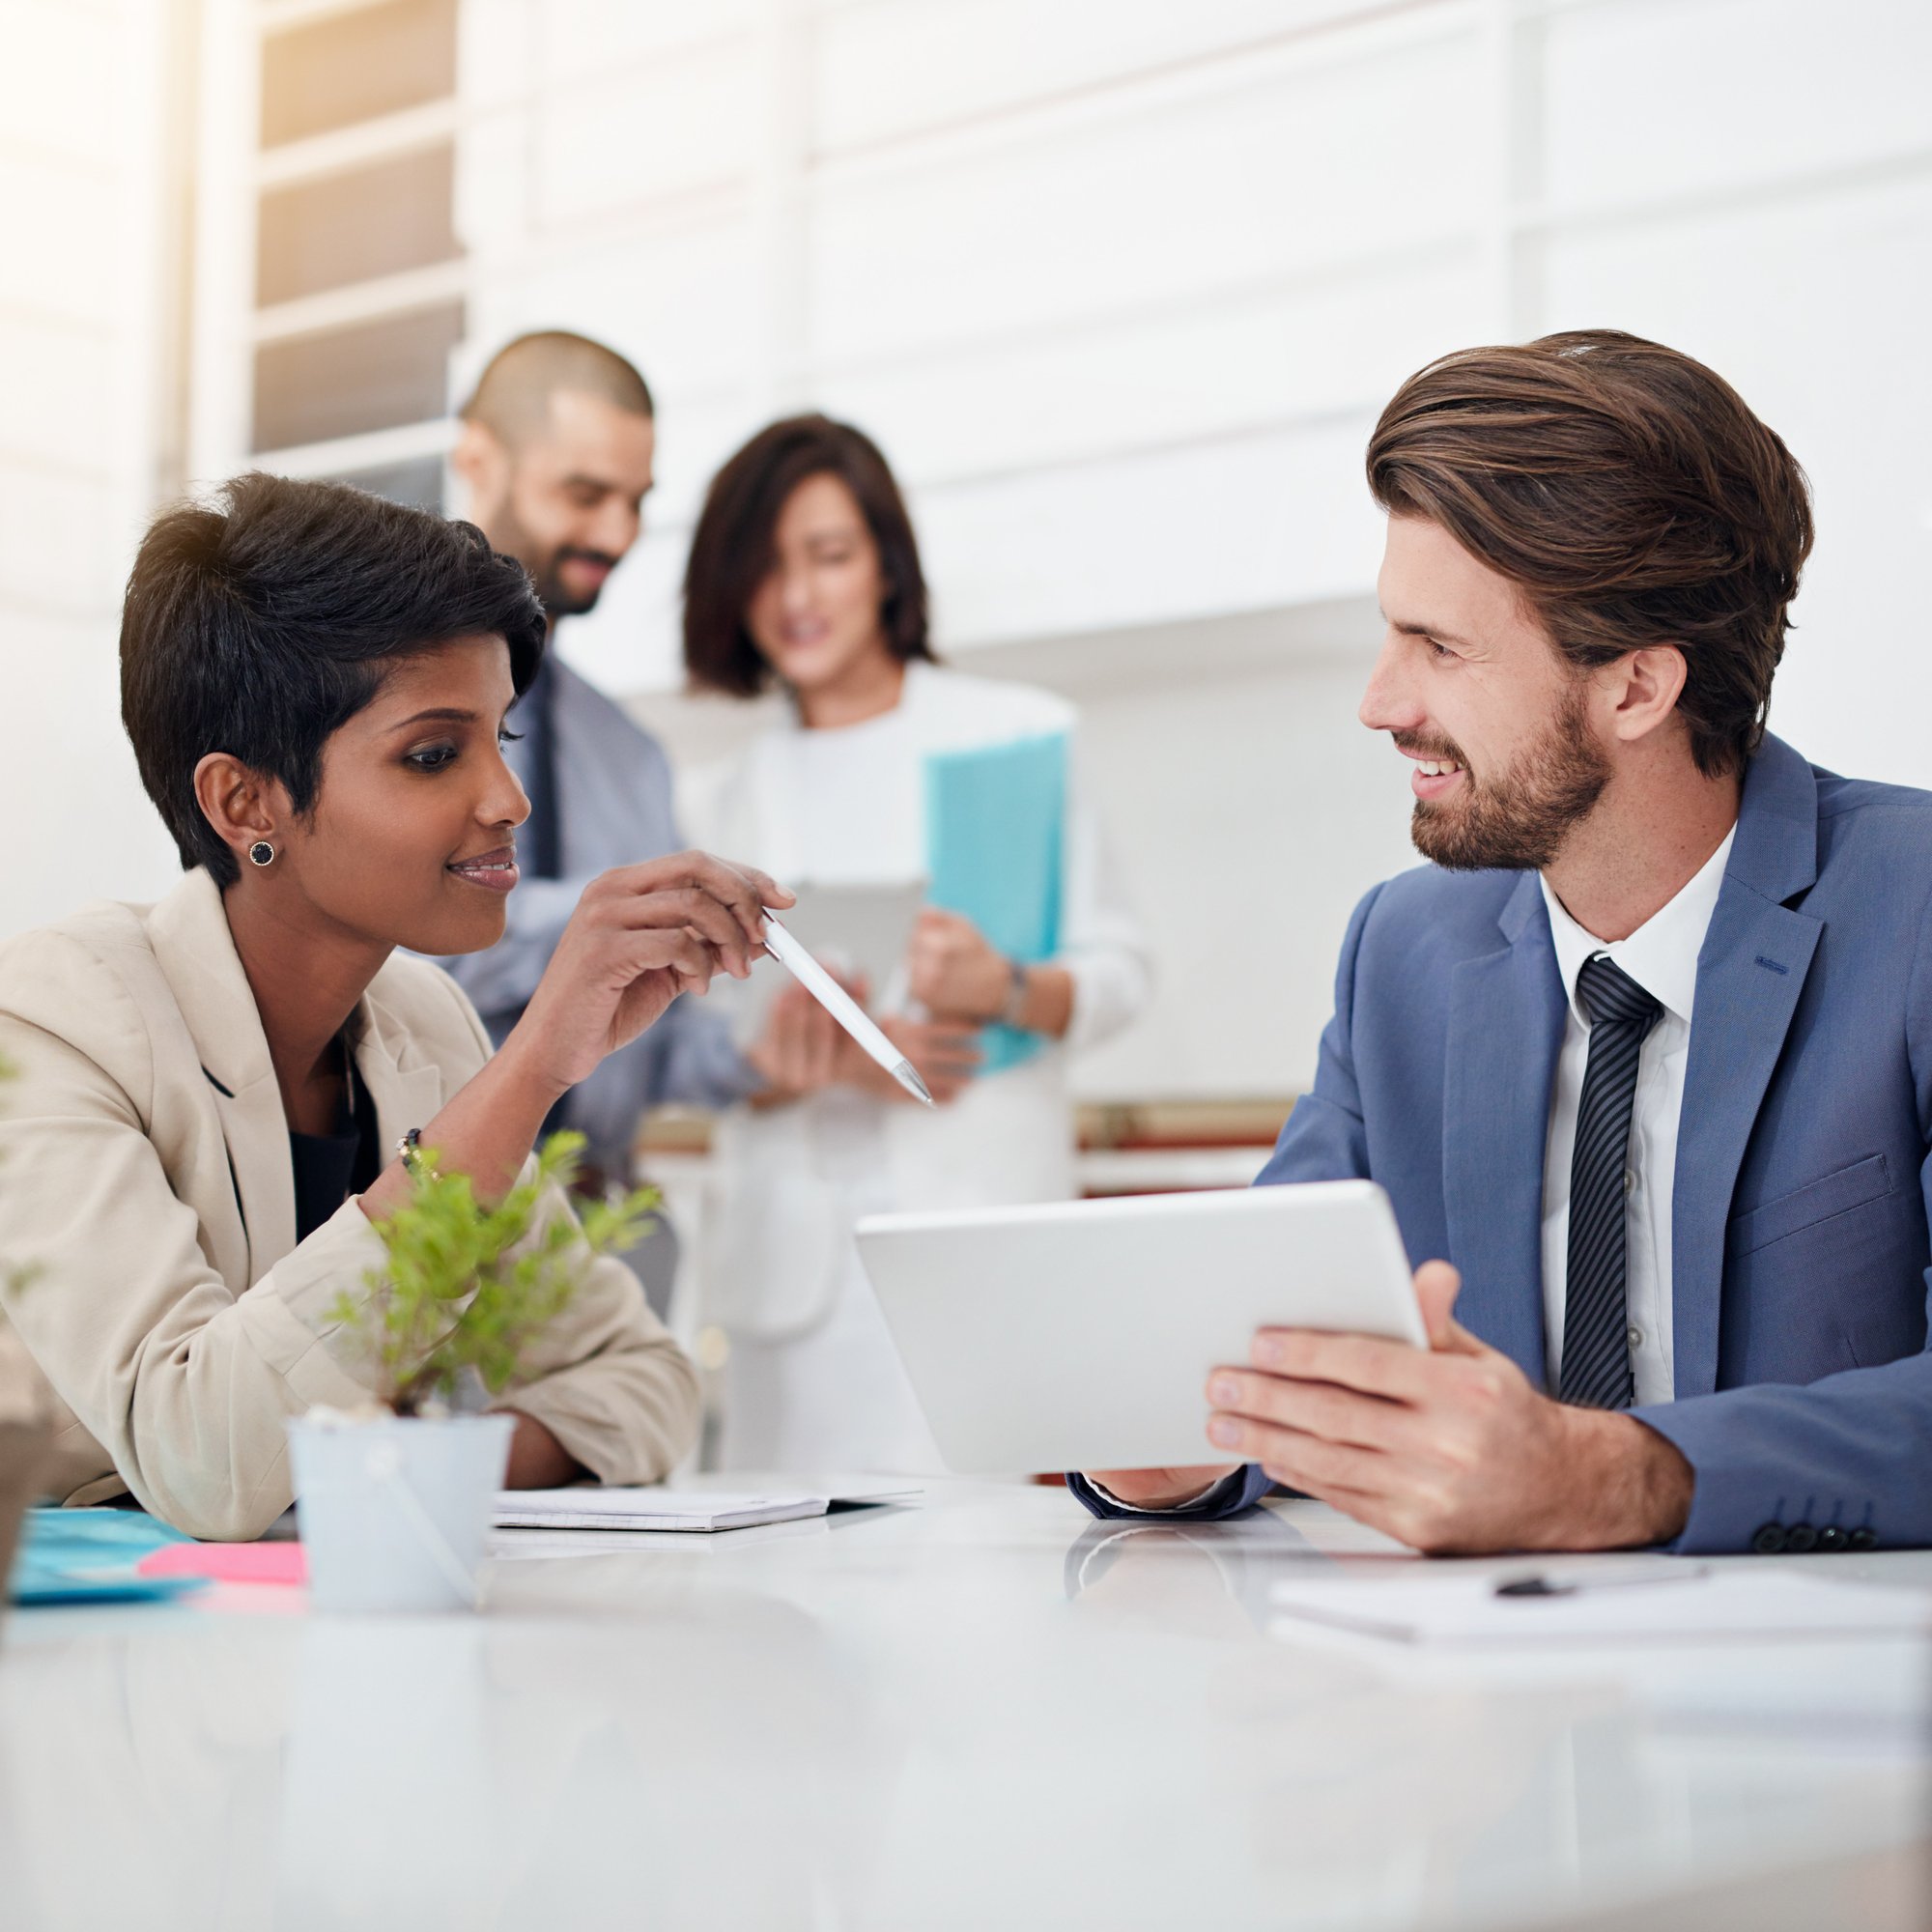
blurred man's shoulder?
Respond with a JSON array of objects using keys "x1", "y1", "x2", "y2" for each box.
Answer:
[{"x1": 548, "y1": 656, "x2": 668, "y2": 761}]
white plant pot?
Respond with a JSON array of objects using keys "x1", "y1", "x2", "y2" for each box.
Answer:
[{"x1": 287, "y1": 1412, "x2": 513, "y2": 1614}]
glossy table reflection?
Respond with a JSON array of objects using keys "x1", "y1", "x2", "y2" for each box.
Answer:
[{"x1": 2, "y1": 1481, "x2": 1927, "y2": 1931}]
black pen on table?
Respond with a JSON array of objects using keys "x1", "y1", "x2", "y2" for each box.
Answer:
[{"x1": 1493, "y1": 1565, "x2": 1711, "y2": 1599}]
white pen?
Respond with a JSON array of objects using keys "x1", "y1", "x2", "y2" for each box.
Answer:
[{"x1": 758, "y1": 911, "x2": 933, "y2": 1106}]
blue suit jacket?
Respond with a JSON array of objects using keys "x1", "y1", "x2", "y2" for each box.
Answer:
[{"x1": 1079, "y1": 734, "x2": 1932, "y2": 1550}]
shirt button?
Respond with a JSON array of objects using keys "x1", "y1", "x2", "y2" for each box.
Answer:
[
  {"x1": 1624, "y1": 1170, "x2": 1637, "y2": 1195},
  {"x1": 1627, "y1": 1325, "x2": 1643, "y2": 1350}
]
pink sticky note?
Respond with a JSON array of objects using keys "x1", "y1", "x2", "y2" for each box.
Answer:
[{"x1": 135, "y1": 1542, "x2": 309, "y2": 1585}]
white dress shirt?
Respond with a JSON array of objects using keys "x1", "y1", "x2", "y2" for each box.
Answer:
[{"x1": 1537, "y1": 828, "x2": 1736, "y2": 1406}]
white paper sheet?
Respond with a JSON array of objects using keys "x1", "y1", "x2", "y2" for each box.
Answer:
[{"x1": 1269, "y1": 1568, "x2": 1932, "y2": 1645}]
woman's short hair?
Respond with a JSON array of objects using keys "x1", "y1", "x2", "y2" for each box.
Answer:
[
  {"x1": 682, "y1": 413, "x2": 934, "y2": 697},
  {"x1": 122, "y1": 471, "x2": 547, "y2": 886},
  {"x1": 1367, "y1": 329, "x2": 1814, "y2": 778}
]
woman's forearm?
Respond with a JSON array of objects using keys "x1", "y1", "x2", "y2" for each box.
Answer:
[
  {"x1": 356, "y1": 1029, "x2": 565, "y2": 1221},
  {"x1": 499, "y1": 1410, "x2": 586, "y2": 1488}
]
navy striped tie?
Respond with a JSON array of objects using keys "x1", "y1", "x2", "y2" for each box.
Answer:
[{"x1": 1559, "y1": 953, "x2": 1663, "y2": 1410}]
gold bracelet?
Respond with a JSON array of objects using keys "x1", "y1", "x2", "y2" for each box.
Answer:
[{"x1": 396, "y1": 1127, "x2": 440, "y2": 1181}]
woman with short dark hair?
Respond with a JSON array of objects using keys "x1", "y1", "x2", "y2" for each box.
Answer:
[
  {"x1": 0, "y1": 473, "x2": 790, "y2": 1538},
  {"x1": 682, "y1": 416, "x2": 1152, "y2": 1472}
]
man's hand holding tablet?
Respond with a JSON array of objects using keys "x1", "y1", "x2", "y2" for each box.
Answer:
[{"x1": 1092, "y1": 1258, "x2": 1694, "y2": 1552}]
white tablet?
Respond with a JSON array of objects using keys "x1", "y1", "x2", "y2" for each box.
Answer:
[
  {"x1": 724, "y1": 880, "x2": 926, "y2": 1039},
  {"x1": 854, "y1": 1181, "x2": 1424, "y2": 1474}
]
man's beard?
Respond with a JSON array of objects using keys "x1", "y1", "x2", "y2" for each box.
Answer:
[
  {"x1": 1406, "y1": 683, "x2": 1610, "y2": 872},
  {"x1": 491, "y1": 502, "x2": 615, "y2": 619},
  {"x1": 530, "y1": 546, "x2": 618, "y2": 619}
]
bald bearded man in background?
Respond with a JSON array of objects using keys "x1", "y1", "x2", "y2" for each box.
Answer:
[{"x1": 438, "y1": 332, "x2": 822, "y2": 1306}]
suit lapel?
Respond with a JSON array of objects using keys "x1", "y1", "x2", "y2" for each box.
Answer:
[
  {"x1": 147, "y1": 871, "x2": 298, "y2": 1283},
  {"x1": 1443, "y1": 872, "x2": 1567, "y2": 1382},
  {"x1": 1672, "y1": 736, "x2": 1822, "y2": 1397},
  {"x1": 143, "y1": 870, "x2": 460, "y2": 1285}
]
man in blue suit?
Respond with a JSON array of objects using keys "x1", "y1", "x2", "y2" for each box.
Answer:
[{"x1": 1080, "y1": 329, "x2": 1931, "y2": 1555}]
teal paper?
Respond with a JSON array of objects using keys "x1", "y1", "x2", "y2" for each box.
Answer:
[
  {"x1": 8, "y1": 1506, "x2": 202, "y2": 1606},
  {"x1": 923, "y1": 732, "x2": 1067, "y2": 1075}
]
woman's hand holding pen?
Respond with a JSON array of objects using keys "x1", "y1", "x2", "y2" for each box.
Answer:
[
  {"x1": 513, "y1": 851, "x2": 789, "y2": 1094},
  {"x1": 363, "y1": 853, "x2": 788, "y2": 1222}
]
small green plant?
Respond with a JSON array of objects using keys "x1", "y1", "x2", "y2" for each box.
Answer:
[{"x1": 327, "y1": 1130, "x2": 658, "y2": 1417}]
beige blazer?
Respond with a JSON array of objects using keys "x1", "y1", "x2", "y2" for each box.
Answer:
[{"x1": 0, "y1": 868, "x2": 699, "y2": 1539}]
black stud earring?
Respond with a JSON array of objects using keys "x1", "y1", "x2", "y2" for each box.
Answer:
[{"x1": 247, "y1": 840, "x2": 275, "y2": 867}]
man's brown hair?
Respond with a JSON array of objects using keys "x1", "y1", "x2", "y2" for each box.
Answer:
[{"x1": 1366, "y1": 329, "x2": 1814, "y2": 777}]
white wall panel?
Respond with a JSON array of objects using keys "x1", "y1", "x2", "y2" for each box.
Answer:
[
  {"x1": 1541, "y1": 171, "x2": 1932, "y2": 791},
  {"x1": 2, "y1": 3, "x2": 117, "y2": 156},
  {"x1": 1538, "y1": 0, "x2": 1932, "y2": 212},
  {"x1": 912, "y1": 413, "x2": 1386, "y2": 647},
  {"x1": 0, "y1": 158, "x2": 116, "y2": 326},
  {"x1": 0, "y1": 318, "x2": 117, "y2": 472},
  {"x1": 0, "y1": 611, "x2": 178, "y2": 933},
  {"x1": 0, "y1": 472, "x2": 117, "y2": 614},
  {"x1": 1070, "y1": 647, "x2": 1417, "y2": 1097},
  {"x1": 456, "y1": 0, "x2": 533, "y2": 110},
  {"x1": 1, "y1": 0, "x2": 179, "y2": 939},
  {"x1": 814, "y1": 0, "x2": 1404, "y2": 154},
  {"x1": 529, "y1": 0, "x2": 757, "y2": 86},
  {"x1": 814, "y1": 248, "x2": 1488, "y2": 487},
  {"x1": 454, "y1": 104, "x2": 534, "y2": 248},
  {"x1": 528, "y1": 34, "x2": 758, "y2": 228},
  {"x1": 465, "y1": 216, "x2": 763, "y2": 412},
  {"x1": 808, "y1": 26, "x2": 1486, "y2": 366}
]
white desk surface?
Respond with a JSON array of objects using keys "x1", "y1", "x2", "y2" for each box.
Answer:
[{"x1": 2, "y1": 1479, "x2": 1927, "y2": 1932}]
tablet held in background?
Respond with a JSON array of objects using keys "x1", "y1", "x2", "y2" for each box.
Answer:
[{"x1": 724, "y1": 880, "x2": 927, "y2": 1038}]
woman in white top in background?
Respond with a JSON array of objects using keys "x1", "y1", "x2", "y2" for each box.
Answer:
[{"x1": 683, "y1": 414, "x2": 1152, "y2": 1473}]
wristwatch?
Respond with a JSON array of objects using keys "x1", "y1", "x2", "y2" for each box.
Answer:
[{"x1": 998, "y1": 957, "x2": 1032, "y2": 1030}]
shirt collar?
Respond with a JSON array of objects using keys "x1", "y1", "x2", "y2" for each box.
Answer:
[{"x1": 1538, "y1": 825, "x2": 1737, "y2": 1030}]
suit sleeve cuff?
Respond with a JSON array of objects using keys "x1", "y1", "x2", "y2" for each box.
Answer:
[
  {"x1": 1628, "y1": 1400, "x2": 1778, "y2": 1554},
  {"x1": 1065, "y1": 1465, "x2": 1270, "y2": 1521}
]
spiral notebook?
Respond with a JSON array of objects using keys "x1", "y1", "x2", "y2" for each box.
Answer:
[
  {"x1": 494, "y1": 1490, "x2": 829, "y2": 1533},
  {"x1": 494, "y1": 1485, "x2": 921, "y2": 1534}
]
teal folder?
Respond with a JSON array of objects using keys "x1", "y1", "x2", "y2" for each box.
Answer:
[
  {"x1": 923, "y1": 732, "x2": 1067, "y2": 1075},
  {"x1": 8, "y1": 1507, "x2": 202, "y2": 1606}
]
